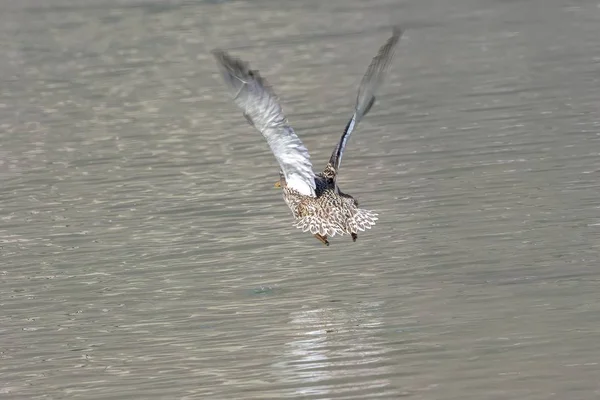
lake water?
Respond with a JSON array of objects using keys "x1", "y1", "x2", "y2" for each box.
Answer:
[{"x1": 1, "y1": 0, "x2": 599, "y2": 398}]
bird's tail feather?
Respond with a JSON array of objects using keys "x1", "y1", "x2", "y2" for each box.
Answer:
[
  {"x1": 349, "y1": 208, "x2": 378, "y2": 233},
  {"x1": 293, "y1": 208, "x2": 378, "y2": 237}
]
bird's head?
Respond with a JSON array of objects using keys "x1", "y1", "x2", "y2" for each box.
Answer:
[{"x1": 274, "y1": 171, "x2": 285, "y2": 189}]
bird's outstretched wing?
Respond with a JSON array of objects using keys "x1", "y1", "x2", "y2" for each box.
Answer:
[
  {"x1": 328, "y1": 27, "x2": 403, "y2": 174},
  {"x1": 212, "y1": 50, "x2": 316, "y2": 197}
]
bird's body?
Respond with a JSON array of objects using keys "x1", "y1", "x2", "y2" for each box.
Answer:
[
  {"x1": 279, "y1": 170, "x2": 376, "y2": 245},
  {"x1": 213, "y1": 27, "x2": 402, "y2": 246}
]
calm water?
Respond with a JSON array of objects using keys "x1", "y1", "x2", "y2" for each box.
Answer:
[{"x1": 1, "y1": 0, "x2": 599, "y2": 399}]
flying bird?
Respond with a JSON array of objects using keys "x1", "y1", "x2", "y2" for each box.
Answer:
[{"x1": 212, "y1": 27, "x2": 402, "y2": 246}]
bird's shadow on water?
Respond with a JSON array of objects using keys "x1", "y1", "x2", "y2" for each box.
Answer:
[{"x1": 247, "y1": 285, "x2": 277, "y2": 296}]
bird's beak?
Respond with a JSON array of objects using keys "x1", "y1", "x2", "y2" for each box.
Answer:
[{"x1": 274, "y1": 181, "x2": 281, "y2": 188}]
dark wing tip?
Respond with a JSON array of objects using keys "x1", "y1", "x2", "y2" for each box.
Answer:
[
  {"x1": 212, "y1": 49, "x2": 265, "y2": 86},
  {"x1": 385, "y1": 26, "x2": 404, "y2": 50},
  {"x1": 211, "y1": 49, "x2": 234, "y2": 71},
  {"x1": 392, "y1": 26, "x2": 404, "y2": 39},
  {"x1": 211, "y1": 48, "x2": 224, "y2": 58},
  {"x1": 212, "y1": 49, "x2": 246, "y2": 75},
  {"x1": 212, "y1": 49, "x2": 261, "y2": 99}
]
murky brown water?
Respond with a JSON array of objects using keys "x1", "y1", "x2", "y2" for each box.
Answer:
[{"x1": 2, "y1": 0, "x2": 599, "y2": 398}]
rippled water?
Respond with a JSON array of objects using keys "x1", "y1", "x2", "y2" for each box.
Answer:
[{"x1": 1, "y1": 0, "x2": 599, "y2": 398}]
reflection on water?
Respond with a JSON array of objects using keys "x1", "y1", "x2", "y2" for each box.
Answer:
[{"x1": 275, "y1": 302, "x2": 394, "y2": 398}]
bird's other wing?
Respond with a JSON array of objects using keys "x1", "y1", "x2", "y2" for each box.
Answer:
[
  {"x1": 328, "y1": 27, "x2": 403, "y2": 173},
  {"x1": 212, "y1": 50, "x2": 316, "y2": 197}
]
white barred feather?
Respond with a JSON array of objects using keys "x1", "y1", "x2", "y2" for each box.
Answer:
[{"x1": 294, "y1": 208, "x2": 377, "y2": 237}]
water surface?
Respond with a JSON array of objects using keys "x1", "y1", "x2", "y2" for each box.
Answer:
[{"x1": 1, "y1": 0, "x2": 599, "y2": 398}]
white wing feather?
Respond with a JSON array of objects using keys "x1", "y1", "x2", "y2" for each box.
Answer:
[{"x1": 212, "y1": 50, "x2": 316, "y2": 197}]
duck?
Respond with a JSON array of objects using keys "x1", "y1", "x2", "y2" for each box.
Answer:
[{"x1": 212, "y1": 27, "x2": 402, "y2": 246}]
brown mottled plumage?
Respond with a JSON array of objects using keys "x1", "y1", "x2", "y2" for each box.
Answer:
[
  {"x1": 278, "y1": 170, "x2": 377, "y2": 245},
  {"x1": 213, "y1": 27, "x2": 402, "y2": 246}
]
